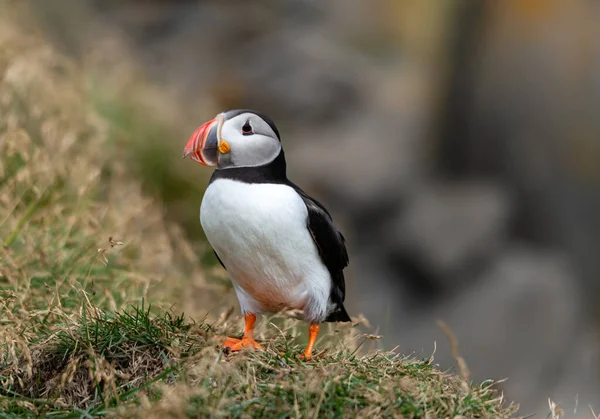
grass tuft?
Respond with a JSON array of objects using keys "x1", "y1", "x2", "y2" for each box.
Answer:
[{"x1": 1, "y1": 303, "x2": 207, "y2": 412}]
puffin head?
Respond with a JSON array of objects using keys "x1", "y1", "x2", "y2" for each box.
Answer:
[{"x1": 183, "y1": 109, "x2": 281, "y2": 169}]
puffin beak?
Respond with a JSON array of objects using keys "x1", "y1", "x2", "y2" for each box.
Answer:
[{"x1": 183, "y1": 114, "x2": 223, "y2": 166}]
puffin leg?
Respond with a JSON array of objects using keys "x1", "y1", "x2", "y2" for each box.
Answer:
[
  {"x1": 300, "y1": 323, "x2": 320, "y2": 360},
  {"x1": 223, "y1": 313, "x2": 263, "y2": 351}
]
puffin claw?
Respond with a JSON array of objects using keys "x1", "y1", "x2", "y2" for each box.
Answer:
[{"x1": 222, "y1": 337, "x2": 263, "y2": 352}]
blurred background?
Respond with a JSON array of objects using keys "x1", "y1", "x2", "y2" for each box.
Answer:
[{"x1": 23, "y1": 0, "x2": 600, "y2": 415}]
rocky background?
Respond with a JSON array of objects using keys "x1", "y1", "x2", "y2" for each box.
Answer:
[{"x1": 30, "y1": 0, "x2": 600, "y2": 415}]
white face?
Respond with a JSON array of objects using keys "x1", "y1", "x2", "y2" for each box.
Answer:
[{"x1": 218, "y1": 112, "x2": 281, "y2": 169}]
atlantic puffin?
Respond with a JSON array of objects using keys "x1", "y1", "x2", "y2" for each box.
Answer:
[{"x1": 183, "y1": 109, "x2": 351, "y2": 359}]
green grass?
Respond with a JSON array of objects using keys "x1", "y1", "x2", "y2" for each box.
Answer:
[
  {"x1": 0, "y1": 3, "x2": 519, "y2": 418},
  {"x1": 0, "y1": 303, "x2": 205, "y2": 417},
  {"x1": 1, "y1": 303, "x2": 517, "y2": 418}
]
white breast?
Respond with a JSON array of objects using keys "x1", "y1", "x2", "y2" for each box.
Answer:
[{"x1": 200, "y1": 179, "x2": 331, "y2": 322}]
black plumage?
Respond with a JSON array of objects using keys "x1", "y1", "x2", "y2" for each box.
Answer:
[{"x1": 291, "y1": 185, "x2": 350, "y2": 322}]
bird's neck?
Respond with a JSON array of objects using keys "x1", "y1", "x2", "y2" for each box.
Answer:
[{"x1": 210, "y1": 150, "x2": 288, "y2": 185}]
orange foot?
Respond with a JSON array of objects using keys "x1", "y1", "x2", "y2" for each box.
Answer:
[
  {"x1": 298, "y1": 323, "x2": 320, "y2": 361},
  {"x1": 222, "y1": 337, "x2": 263, "y2": 352},
  {"x1": 298, "y1": 353, "x2": 312, "y2": 361}
]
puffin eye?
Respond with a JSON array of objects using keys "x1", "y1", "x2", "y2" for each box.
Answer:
[{"x1": 242, "y1": 121, "x2": 253, "y2": 135}]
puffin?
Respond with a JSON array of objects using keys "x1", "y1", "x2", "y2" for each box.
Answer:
[{"x1": 183, "y1": 109, "x2": 350, "y2": 359}]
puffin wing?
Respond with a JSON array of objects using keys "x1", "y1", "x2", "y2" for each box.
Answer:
[{"x1": 288, "y1": 183, "x2": 349, "y2": 311}]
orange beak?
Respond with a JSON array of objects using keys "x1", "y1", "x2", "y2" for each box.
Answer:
[{"x1": 183, "y1": 116, "x2": 220, "y2": 166}]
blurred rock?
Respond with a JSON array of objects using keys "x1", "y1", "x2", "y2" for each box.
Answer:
[
  {"x1": 442, "y1": 0, "x2": 600, "y2": 304},
  {"x1": 392, "y1": 247, "x2": 585, "y2": 414},
  {"x1": 541, "y1": 328, "x2": 600, "y2": 418},
  {"x1": 346, "y1": 246, "x2": 413, "y2": 327},
  {"x1": 389, "y1": 182, "x2": 512, "y2": 290},
  {"x1": 83, "y1": 0, "x2": 365, "y2": 125},
  {"x1": 288, "y1": 108, "x2": 427, "y2": 216},
  {"x1": 229, "y1": 31, "x2": 363, "y2": 125}
]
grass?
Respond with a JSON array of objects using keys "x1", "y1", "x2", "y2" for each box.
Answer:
[
  {"x1": 0, "y1": 2, "x2": 519, "y2": 418},
  {"x1": 1, "y1": 303, "x2": 517, "y2": 418},
  {"x1": 1, "y1": 303, "x2": 205, "y2": 416}
]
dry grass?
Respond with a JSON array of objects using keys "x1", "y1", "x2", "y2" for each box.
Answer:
[
  {"x1": 1, "y1": 305, "x2": 518, "y2": 418},
  {"x1": 0, "y1": 3, "x2": 519, "y2": 418}
]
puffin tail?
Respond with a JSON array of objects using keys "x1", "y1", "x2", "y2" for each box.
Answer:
[{"x1": 325, "y1": 304, "x2": 351, "y2": 323}]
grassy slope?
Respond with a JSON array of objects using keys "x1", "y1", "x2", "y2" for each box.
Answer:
[{"x1": 0, "y1": 5, "x2": 518, "y2": 418}]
